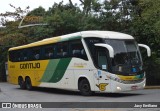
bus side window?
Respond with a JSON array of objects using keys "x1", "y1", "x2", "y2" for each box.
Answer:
[
  {"x1": 44, "y1": 46, "x2": 54, "y2": 59},
  {"x1": 20, "y1": 50, "x2": 28, "y2": 61},
  {"x1": 70, "y1": 40, "x2": 88, "y2": 60},
  {"x1": 15, "y1": 51, "x2": 21, "y2": 62},
  {"x1": 56, "y1": 42, "x2": 68, "y2": 58},
  {"x1": 19, "y1": 52, "x2": 23, "y2": 61},
  {"x1": 9, "y1": 51, "x2": 16, "y2": 62},
  {"x1": 23, "y1": 50, "x2": 28, "y2": 61},
  {"x1": 31, "y1": 48, "x2": 41, "y2": 60},
  {"x1": 16, "y1": 51, "x2": 21, "y2": 61}
]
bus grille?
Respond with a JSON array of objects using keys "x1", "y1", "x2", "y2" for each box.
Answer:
[{"x1": 121, "y1": 79, "x2": 144, "y2": 84}]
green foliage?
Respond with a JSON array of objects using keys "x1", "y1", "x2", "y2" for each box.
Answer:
[
  {"x1": 0, "y1": 33, "x2": 27, "y2": 46},
  {"x1": 132, "y1": 0, "x2": 160, "y2": 48},
  {"x1": 28, "y1": 6, "x2": 46, "y2": 16},
  {"x1": 131, "y1": 0, "x2": 160, "y2": 85}
]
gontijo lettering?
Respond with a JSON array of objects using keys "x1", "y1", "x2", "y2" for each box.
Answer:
[{"x1": 20, "y1": 63, "x2": 40, "y2": 69}]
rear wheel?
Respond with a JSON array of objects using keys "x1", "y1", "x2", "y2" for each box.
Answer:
[
  {"x1": 25, "y1": 77, "x2": 32, "y2": 90},
  {"x1": 18, "y1": 77, "x2": 25, "y2": 89},
  {"x1": 79, "y1": 79, "x2": 93, "y2": 96}
]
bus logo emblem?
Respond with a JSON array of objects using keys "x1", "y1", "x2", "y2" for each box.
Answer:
[{"x1": 96, "y1": 83, "x2": 108, "y2": 91}]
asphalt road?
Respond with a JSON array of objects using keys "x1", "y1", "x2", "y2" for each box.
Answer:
[{"x1": 0, "y1": 82, "x2": 160, "y2": 111}]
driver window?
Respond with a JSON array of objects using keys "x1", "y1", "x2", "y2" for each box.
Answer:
[{"x1": 97, "y1": 49, "x2": 108, "y2": 71}]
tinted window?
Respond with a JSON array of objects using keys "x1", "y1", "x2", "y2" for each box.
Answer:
[
  {"x1": 30, "y1": 48, "x2": 41, "y2": 60},
  {"x1": 56, "y1": 42, "x2": 68, "y2": 57},
  {"x1": 9, "y1": 40, "x2": 88, "y2": 62},
  {"x1": 85, "y1": 38, "x2": 103, "y2": 62},
  {"x1": 97, "y1": 48, "x2": 109, "y2": 71},
  {"x1": 44, "y1": 46, "x2": 54, "y2": 59},
  {"x1": 9, "y1": 51, "x2": 17, "y2": 62},
  {"x1": 70, "y1": 40, "x2": 88, "y2": 60},
  {"x1": 85, "y1": 38, "x2": 111, "y2": 71}
]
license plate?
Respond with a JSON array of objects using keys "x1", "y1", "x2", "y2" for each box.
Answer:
[{"x1": 131, "y1": 86, "x2": 138, "y2": 90}]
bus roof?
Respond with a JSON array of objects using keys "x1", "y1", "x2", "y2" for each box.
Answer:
[
  {"x1": 81, "y1": 31, "x2": 134, "y2": 39},
  {"x1": 9, "y1": 31, "x2": 134, "y2": 51}
]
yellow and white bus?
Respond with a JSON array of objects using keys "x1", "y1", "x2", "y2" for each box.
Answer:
[{"x1": 8, "y1": 31, "x2": 151, "y2": 96}]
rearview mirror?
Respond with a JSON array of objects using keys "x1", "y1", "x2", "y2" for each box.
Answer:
[
  {"x1": 138, "y1": 44, "x2": 151, "y2": 57},
  {"x1": 94, "y1": 43, "x2": 114, "y2": 58}
]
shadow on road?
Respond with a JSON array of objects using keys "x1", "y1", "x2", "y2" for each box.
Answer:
[
  {"x1": 16, "y1": 87, "x2": 144, "y2": 98},
  {"x1": 94, "y1": 92, "x2": 143, "y2": 97}
]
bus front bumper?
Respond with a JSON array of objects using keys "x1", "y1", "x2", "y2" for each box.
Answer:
[{"x1": 110, "y1": 78, "x2": 146, "y2": 92}]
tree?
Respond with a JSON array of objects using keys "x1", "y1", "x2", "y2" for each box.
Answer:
[
  {"x1": 0, "y1": 4, "x2": 30, "y2": 81},
  {"x1": 0, "y1": 4, "x2": 29, "y2": 26},
  {"x1": 131, "y1": 0, "x2": 160, "y2": 85},
  {"x1": 132, "y1": 0, "x2": 160, "y2": 55}
]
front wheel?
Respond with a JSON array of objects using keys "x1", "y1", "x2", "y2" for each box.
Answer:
[
  {"x1": 79, "y1": 79, "x2": 93, "y2": 96},
  {"x1": 25, "y1": 77, "x2": 32, "y2": 90}
]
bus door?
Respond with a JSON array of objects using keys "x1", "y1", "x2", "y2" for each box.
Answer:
[{"x1": 94, "y1": 47, "x2": 111, "y2": 91}]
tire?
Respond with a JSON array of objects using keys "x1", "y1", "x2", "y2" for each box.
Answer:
[
  {"x1": 79, "y1": 79, "x2": 93, "y2": 96},
  {"x1": 18, "y1": 77, "x2": 26, "y2": 89},
  {"x1": 25, "y1": 77, "x2": 32, "y2": 90}
]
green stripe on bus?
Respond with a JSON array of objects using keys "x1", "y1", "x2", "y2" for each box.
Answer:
[
  {"x1": 40, "y1": 58, "x2": 71, "y2": 83},
  {"x1": 40, "y1": 59, "x2": 60, "y2": 82},
  {"x1": 48, "y1": 58, "x2": 71, "y2": 83},
  {"x1": 60, "y1": 36, "x2": 81, "y2": 42}
]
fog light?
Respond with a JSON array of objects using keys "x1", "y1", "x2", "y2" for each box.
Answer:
[{"x1": 117, "y1": 86, "x2": 121, "y2": 91}]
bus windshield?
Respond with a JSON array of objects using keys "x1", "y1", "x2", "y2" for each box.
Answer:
[{"x1": 105, "y1": 39, "x2": 143, "y2": 75}]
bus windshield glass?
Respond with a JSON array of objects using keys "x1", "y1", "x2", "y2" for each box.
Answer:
[{"x1": 105, "y1": 39, "x2": 143, "y2": 75}]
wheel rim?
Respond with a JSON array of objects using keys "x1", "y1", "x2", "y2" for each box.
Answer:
[{"x1": 82, "y1": 84, "x2": 90, "y2": 92}]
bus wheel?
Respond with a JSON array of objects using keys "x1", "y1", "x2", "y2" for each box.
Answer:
[
  {"x1": 79, "y1": 79, "x2": 93, "y2": 96},
  {"x1": 25, "y1": 77, "x2": 32, "y2": 90},
  {"x1": 18, "y1": 77, "x2": 26, "y2": 89}
]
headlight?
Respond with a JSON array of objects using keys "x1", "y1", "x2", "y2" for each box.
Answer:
[
  {"x1": 115, "y1": 78, "x2": 122, "y2": 83},
  {"x1": 116, "y1": 86, "x2": 121, "y2": 91},
  {"x1": 107, "y1": 75, "x2": 122, "y2": 83}
]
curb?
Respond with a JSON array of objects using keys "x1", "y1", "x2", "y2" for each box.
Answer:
[{"x1": 145, "y1": 86, "x2": 160, "y2": 89}]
